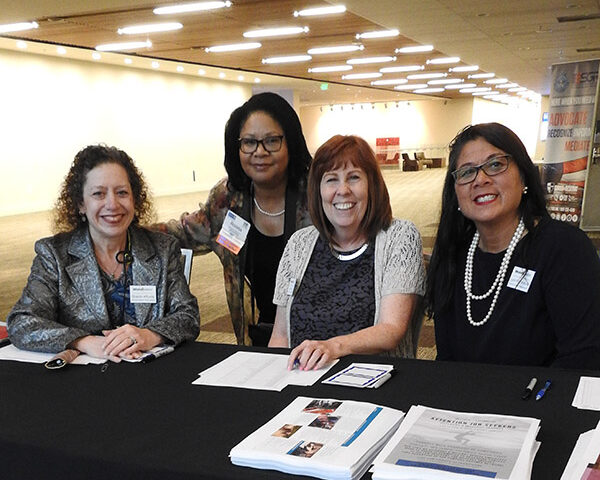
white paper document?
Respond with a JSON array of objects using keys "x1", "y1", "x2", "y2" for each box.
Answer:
[
  {"x1": 561, "y1": 420, "x2": 600, "y2": 480},
  {"x1": 230, "y1": 396, "x2": 404, "y2": 480},
  {"x1": 192, "y1": 351, "x2": 338, "y2": 391},
  {"x1": 0, "y1": 344, "x2": 105, "y2": 365},
  {"x1": 372, "y1": 405, "x2": 540, "y2": 480},
  {"x1": 572, "y1": 376, "x2": 600, "y2": 411}
]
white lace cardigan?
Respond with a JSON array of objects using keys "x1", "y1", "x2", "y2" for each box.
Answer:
[{"x1": 273, "y1": 219, "x2": 426, "y2": 358}]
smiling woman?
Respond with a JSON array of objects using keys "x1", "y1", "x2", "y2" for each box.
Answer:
[
  {"x1": 7, "y1": 145, "x2": 200, "y2": 361},
  {"x1": 268, "y1": 135, "x2": 426, "y2": 370}
]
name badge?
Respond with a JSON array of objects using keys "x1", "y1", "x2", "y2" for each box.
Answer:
[
  {"x1": 286, "y1": 278, "x2": 297, "y2": 296},
  {"x1": 507, "y1": 266, "x2": 535, "y2": 293},
  {"x1": 130, "y1": 285, "x2": 157, "y2": 303},
  {"x1": 216, "y1": 210, "x2": 251, "y2": 255}
]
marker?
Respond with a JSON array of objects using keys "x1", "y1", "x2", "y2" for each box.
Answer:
[
  {"x1": 291, "y1": 358, "x2": 301, "y2": 370},
  {"x1": 141, "y1": 346, "x2": 174, "y2": 363},
  {"x1": 521, "y1": 377, "x2": 537, "y2": 400},
  {"x1": 535, "y1": 380, "x2": 552, "y2": 401}
]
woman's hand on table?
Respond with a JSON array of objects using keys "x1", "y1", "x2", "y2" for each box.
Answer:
[
  {"x1": 101, "y1": 325, "x2": 162, "y2": 360},
  {"x1": 287, "y1": 339, "x2": 340, "y2": 371}
]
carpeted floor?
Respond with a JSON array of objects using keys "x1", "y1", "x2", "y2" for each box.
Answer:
[{"x1": 0, "y1": 168, "x2": 446, "y2": 359}]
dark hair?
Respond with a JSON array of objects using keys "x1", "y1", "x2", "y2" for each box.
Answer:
[
  {"x1": 308, "y1": 135, "x2": 392, "y2": 245},
  {"x1": 53, "y1": 144, "x2": 154, "y2": 233},
  {"x1": 426, "y1": 122, "x2": 549, "y2": 315},
  {"x1": 223, "y1": 92, "x2": 311, "y2": 192}
]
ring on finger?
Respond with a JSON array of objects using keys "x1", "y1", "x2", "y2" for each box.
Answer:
[{"x1": 130, "y1": 336, "x2": 137, "y2": 346}]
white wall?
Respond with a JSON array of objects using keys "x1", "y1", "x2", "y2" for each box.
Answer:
[{"x1": 0, "y1": 48, "x2": 251, "y2": 216}]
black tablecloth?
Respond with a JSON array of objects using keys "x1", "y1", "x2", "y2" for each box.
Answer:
[{"x1": 1, "y1": 341, "x2": 599, "y2": 479}]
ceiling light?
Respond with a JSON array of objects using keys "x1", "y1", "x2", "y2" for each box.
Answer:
[
  {"x1": 205, "y1": 42, "x2": 261, "y2": 53},
  {"x1": 262, "y1": 54, "x2": 312, "y2": 64},
  {"x1": 237, "y1": 75, "x2": 244, "y2": 81},
  {"x1": 124, "y1": 58, "x2": 133, "y2": 64},
  {"x1": 243, "y1": 26, "x2": 309, "y2": 38},
  {"x1": 469, "y1": 72, "x2": 495, "y2": 79},
  {"x1": 371, "y1": 78, "x2": 408, "y2": 86},
  {"x1": 152, "y1": 61, "x2": 160, "y2": 69},
  {"x1": 92, "y1": 52, "x2": 102, "y2": 60},
  {"x1": 177, "y1": 66, "x2": 184, "y2": 72},
  {"x1": 445, "y1": 83, "x2": 476, "y2": 89},
  {"x1": 294, "y1": 5, "x2": 346, "y2": 17},
  {"x1": 254, "y1": 78, "x2": 261, "y2": 83},
  {"x1": 395, "y1": 45, "x2": 434, "y2": 53},
  {"x1": 118, "y1": 22, "x2": 182, "y2": 35},
  {"x1": 394, "y1": 84, "x2": 427, "y2": 90},
  {"x1": 347, "y1": 56, "x2": 396, "y2": 65},
  {"x1": 219, "y1": 72, "x2": 226, "y2": 78},
  {"x1": 356, "y1": 29, "x2": 399, "y2": 39},
  {"x1": 57, "y1": 46, "x2": 67, "y2": 55},
  {"x1": 154, "y1": 1, "x2": 231, "y2": 14},
  {"x1": 0, "y1": 21, "x2": 38, "y2": 34},
  {"x1": 407, "y1": 72, "x2": 447, "y2": 80},
  {"x1": 308, "y1": 65, "x2": 352, "y2": 73},
  {"x1": 484, "y1": 78, "x2": 508, "y2": 84},
  {"x1": 413, "y1": 88, "x2": 445, "y2": 94},
  {"x1": 473, "y1": 90, "x2": 498, "y2": 95},
  {"x1": 95, "y1": 40, "x2": 152, "y2": 51},
  {"x1": 497, "y1": 82, "x2": 519, "y2": 88},
  {"x1": 16, "y1": 41, "x2": 27, "y2": 49},
  {"x1": 509, "y1": 87, "x2": 528, "y2": 92},
  {"x1": 427, "y1": 57, "x2": 460, "y2": 65},
  {"x1": 342, "y1": 72, "x2": 382, "y2": 80},
  {"x1": 308, "y1": 45, "x2": 363, "y2": 55},
  {"x1": 460, "y1": 87, "x2": 491, "y2": 93},
  {"x1": 197, "y1": 68, "x2": 206, "y2": 75},
  {"x1": 449, "y1": 65, "x2": 479, "y2": 72},
  {"x1": 428, "y1": 78, "x2": 463, "y2": 85},
  {"x1": 380, "y1": 65, "x2": 424, "y2": 73}
]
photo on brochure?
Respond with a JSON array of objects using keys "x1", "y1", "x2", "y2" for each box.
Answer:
[
  {"x1": 288, "y1": 441, "x2": 324, "y2": 458},
  {"x1": 302, "y1": 399, "x2": 342, "y2": 414},
  {"x1": 272, "y1": 424, "x2": 302, "y2": 439},
  {"x1": 309, "y1": 414, "x2": 340, "y2": 430}
]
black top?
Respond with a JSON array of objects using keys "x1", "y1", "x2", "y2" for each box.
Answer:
[
  {"x1": 245, "y1": 224, "x2": 287, "y2": 324},
  {"x1": 434, "y1": 218, "x2": 600, "y2": 369},
  {"x1": 290, "y1": 238, "x2": 375, "y2": 347}
]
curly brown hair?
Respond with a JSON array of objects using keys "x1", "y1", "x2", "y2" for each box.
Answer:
[{"x1": 53, "y1": 145, "x2": 155, "y2": 233}]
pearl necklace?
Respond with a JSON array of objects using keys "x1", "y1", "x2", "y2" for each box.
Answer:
[
  {"x1": 253, "y1": 197, "x2": 285, "y2": 217},
  {"x1": 464, "y1": 218, "x2": 525, "y2": 327},
  {"x1": 331, "y1": 243, "x2": 369, "y2": 261}
]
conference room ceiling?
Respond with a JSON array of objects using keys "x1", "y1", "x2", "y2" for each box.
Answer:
[{"x1": 1, "y1": 0, "x2": 599, "y2": 106}]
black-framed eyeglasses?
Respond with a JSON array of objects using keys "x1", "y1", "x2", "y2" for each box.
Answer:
[
  {"x1": 238, "y1": 135, "x2": 284, "y2": 154},
  {"x1": 452, "y1": 154, "x2": 512, "y2": 185}
]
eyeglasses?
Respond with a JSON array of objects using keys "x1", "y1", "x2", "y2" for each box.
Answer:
[
  {"x1": 238, "y1": 135, "x2": 284, "y2": 154},
  {"x1": 452, "y1": 154, "x2": 511, "y2": 185}
]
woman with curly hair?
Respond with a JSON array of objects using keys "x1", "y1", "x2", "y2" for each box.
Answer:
[{"x1": 7, "y1": 145, "x2": 199, "y2": 362}]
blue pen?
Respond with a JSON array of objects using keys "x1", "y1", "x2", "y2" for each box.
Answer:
[{"x1": 535, "y1": 380, "x2": 552, "y2": 401}]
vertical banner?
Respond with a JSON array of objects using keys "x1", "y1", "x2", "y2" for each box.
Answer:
[{"x1": 543, "y1": 60, "x2": 599, "y2": 226}]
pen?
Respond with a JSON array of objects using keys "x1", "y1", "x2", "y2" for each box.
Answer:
[
  {"x1": 291, "y1": 358, "x2": 301, "y2": 370},
  {"x1": 535, "y1": 380, "x2": 552, "y2": 401},
  {"x1": 142, "y1": 346, "x2": 175, "y2": 363},
  {"x1": 521, "y1": 377, "x2": 537, "y2": 400}
]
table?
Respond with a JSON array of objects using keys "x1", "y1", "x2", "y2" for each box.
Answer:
[{"x1": 1, "y1": 341, "x2": 599, "y2": 479}]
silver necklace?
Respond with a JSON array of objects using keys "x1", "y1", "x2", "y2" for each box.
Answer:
[
  {"x1": 253, "y1": 196, "x2": 285, "y2": 217},
  {"x1": 464, "y1": 218, "x2": 525, "y2": 327},
  {"x1": 331, "y1": 243, "x2": 368, "y2": 261}
]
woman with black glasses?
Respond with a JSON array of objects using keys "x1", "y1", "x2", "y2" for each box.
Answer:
[
  {"x1": 426, "y1": 122, "x2": 600, "y2": 368},
  {"x1": 155, "y1": 92, "x2": 312, "y2": 346}
]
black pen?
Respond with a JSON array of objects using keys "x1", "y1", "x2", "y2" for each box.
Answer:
[
  {"x1": 142, "y1": 346, "x2": 174, "y2": 363},
  {"x1": 521, "y1": 377, "x2": 537, "y2": 400}
]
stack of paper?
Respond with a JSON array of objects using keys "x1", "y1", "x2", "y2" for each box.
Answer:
[
  {"x1": 230, "y1": 396, "x2": 404, "y2": 480},
  {"x1": 572, "y1": 377, "x2": 600, "y2": 411},
  {"x1": 372, "y1": 405, "x2": 540, "y2": 480},
  {"x1": 561, "y1": 420, "x2": 600, "y2": 480},
  {"x1": 192, "y1": 351, "x2": 336, "y2": 391}
]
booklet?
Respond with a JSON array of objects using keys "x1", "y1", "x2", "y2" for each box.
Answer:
[
  {"x1": 372, "y1": 405, "x2": 540, "y2": 480},
  {"x1": 230, "y1": 396, "x2": 404, "y2": 480},
  {"x1": 561, "y1": 420, "x2": 600, "y2": 480},
  {"x1": 321, "y1": 363, "x2": 393, "y2": 389}
]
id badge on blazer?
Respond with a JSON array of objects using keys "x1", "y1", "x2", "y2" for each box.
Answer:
[{"x1": 216, "y1": 210, "x2": 251, "y2": 255}]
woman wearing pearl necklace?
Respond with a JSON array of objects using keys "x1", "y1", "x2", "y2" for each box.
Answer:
[
  {"x1": 426, "y1": 123, "x2": 600, "y2": 369},
  {"x1": 269, "y1": 135, "x2": 426, "y2": 370}
]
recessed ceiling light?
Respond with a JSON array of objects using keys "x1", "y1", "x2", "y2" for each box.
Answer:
[
  {"x1": 237, "y1": 75, "x2": 244, "y2": 81},
  {"x1": 347, "y1": 56, "x2": 396, "y2": 65},
  {"x1": 152, "y1": 61, "x2": 160, "y2": 69},
  {"x1": 509, "y1": 87, "x2": 527, "y2": 92},
  {"x1": 473, "y1": 90, "x2": 498, "y2": 96},
  {"x1": 262, "y1": 55, "x2": 312, "y2": 64},
  {"x1": 427, "y1": 57, "x2": 460, "y2": 65},
  {"x1": 407, "y1": 72, "x2": 447, "y2": 80},
  {"x1": 92, "y1": 52, "x2": 101, "y2": 60},
  {"x1": 395, "y1": 45, "x2": 434, "y2": 54},
  {"x1": 428, "y1": 78, "x2": 463, "y2": 85},
  {"x1": 294, "y1": 5, "x2": 346, "y2": 17},
  {"x1": 96, "y1": 40, "x2": 152, "y2": 52},
  {"x1": 218, "y1": 72, "x2": 226, "y2": 78},
  {"x1": 371, "y1": 78, "x2": 408, "y2": 86},
  {"x1": 118, "y1": 22, "x2": 182, "y2": 35},
  {"x1": 57, "y1": 46, "x2": 67, "y2": 55},
  {"x1": 308, "y1": 65, "x2": 352, "y2": 73},
  {"x1": 484, "y1": 78, "x2": 508, "y2": 84},
  {"x1": 16, "y1": 41, "x2": 27, "y2": 49},
  {"x1": 177, "y1": 66, "x2": 184, "y2": 72},
  {"x1": 198, "y1": 68, "x2": 206, "y2": 75},
  {"x1": 460, "y1": 87, "x2": 491, "y2": 93},
  {"x1": 449, "y1": 65, "x2": 479, "y2": 72},
  {"x1": 496, "y1": 82, "x2": 519, "y2": 88},
  {"x1": 205, "y1": 42, "x2": 261, "y2": 53},
  {"x1": 413, "y1": 87, "x2": 445, "y2": 93},
  {"x1": 355, "y1": 29, "x2": 399, "y2": 39},
  {"x1": 154, "y1": 1, "x2": 231, "y2": 15},
  {"x1": 0, "y1": 21, "x2": 38, "y2": 34},
  {"x1": 243, "y1": 26, "x2": 309, "y2": 38},
  {"x1": 124, "y1": 58, "x2": 133, "y2": 64},
  {"x1": 308, "y1": 45, "x2": 364, "y2": 55},
  {"x1": 394, "y1": 84, "x2": 427, "y2": 90},
  {"x1": 469, "y1": 72, "x2": 495, "y2": 79},
  {"x1": 342, "y1": 72, "x2": 382, "y2": 80},
  {"x1": 380, "y1": 65, "x2": 424, "y2": 73},
  {"x1": 445, "y1": 83, "x2": 476, "y2": 89},
  {"x1": 254, "y1": 78, "x2": 261, "y2": 83}
]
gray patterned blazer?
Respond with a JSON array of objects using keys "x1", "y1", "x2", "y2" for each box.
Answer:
[{"x1": 7, "y1": 226, "x2": 200, "y2": 353}]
